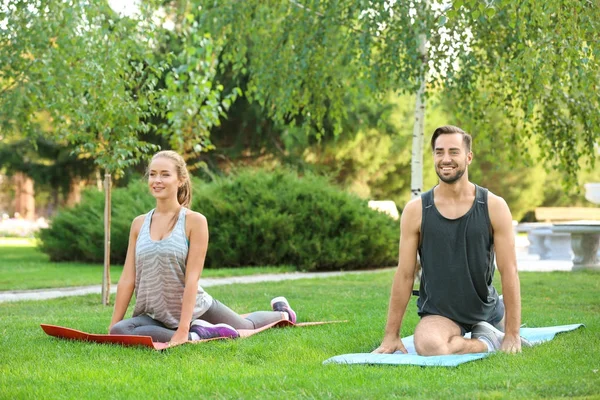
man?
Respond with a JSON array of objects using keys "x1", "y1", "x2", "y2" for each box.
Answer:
[{"x1": 373, "y1": 125, "x2": 528, "y2": 355}]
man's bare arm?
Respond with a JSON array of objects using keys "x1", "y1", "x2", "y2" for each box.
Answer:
[
  {"x1": 372, "y1": 197, "x2": 421, "y2": 354},
  {"x1": 489, "y1": 193, "x2": 522, "y2": 353}
]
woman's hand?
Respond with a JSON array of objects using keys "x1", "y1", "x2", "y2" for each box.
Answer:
[{"x1": 168, "y1": 329, "x2": 189, "y2": 347}]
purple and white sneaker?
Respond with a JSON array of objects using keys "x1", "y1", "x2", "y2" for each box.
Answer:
[
  {"x1": 270, "y1": 296, "x2": 297, "y2": 324},
  {"x1": 190, "y1": 320, "x2": 239, "y2": 339}
]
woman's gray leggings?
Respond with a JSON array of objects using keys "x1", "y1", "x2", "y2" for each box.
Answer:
[{"x1": 110, "y1": 299, "x2": 284, "y2": 342}]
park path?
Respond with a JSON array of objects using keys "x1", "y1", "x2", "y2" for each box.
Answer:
[
  {"x1": 0, "y1": 246, "x2": 574, "y2": 303},
  {"x1": 0, "y1": 269, "x2": 390, "y2": 303}
]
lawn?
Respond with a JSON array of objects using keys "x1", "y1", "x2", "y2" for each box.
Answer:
[
  {"x1": 1, "y1": 269, "x2": 598, "y2": 399},
  {"x1": 0, "y1": 239, "x2": 295, "y2": 291}
]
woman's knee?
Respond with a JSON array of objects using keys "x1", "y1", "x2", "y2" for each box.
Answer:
[
  {"x1": 200, "y1": 300, "x2": 254, "y2": 329},
  {"x1": 109, "y1": 320, "x2": 131, "y2": 335}
]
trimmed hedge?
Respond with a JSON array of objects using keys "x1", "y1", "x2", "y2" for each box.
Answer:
[{"x1": 38, "y1": 169, "x2": 399, "y2": 271}]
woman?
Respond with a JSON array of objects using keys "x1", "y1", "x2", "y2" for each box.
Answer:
[{"x1": 109, "y1": 150, "x2": 296, "y2": 345}]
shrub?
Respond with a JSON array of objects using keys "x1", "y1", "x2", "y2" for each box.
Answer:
[
  {"x1": 38, "y1": 169, "x2": 399, "y2": 271},
  {"x1": 197, "y1": 169, "x2": 399, "y2": 270},
  {"x1": 37, "y1": 182, "x2": 155, "y2": 263}
]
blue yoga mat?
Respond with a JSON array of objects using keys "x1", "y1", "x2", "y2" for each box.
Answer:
[{"x1": 323, "y1": 324, "x2": 584, "y2": 367}]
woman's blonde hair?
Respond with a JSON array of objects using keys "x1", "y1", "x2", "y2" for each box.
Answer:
[{"x1": 149, "y1": 150, "x2": 192, "y2": 207}]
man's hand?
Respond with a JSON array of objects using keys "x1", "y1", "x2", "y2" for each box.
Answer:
[
  {"x1": 500, "y1": 333, "x2": 522, "y2": 353},
  {"x1": 372, "y1": 336, "x2": 408, "y2": 354}
]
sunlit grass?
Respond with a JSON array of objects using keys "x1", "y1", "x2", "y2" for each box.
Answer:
[
  {"x1": 1, "y1": 270, "x2": 598, "y2": 399},
  {"x1": 0, "y1": 237, "x2": 37, "y2": 246},
  {"x1": 0, "y1": 243, "x2": 296, "y2": 291}
]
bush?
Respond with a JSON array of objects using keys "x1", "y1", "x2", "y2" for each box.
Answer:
[
  {"x1": 197, "y1": 169, "x2": 399, "y2": 270},
  {"x1": 37, "y1": 182, "x2": 155, "y2": 263},
  {"x1": 38, "y1": 169, "x2": 399, "y2": 271}
]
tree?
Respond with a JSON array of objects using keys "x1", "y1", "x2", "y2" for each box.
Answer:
[
  {"x1": 192, "y1": 0, "x2": 599, "y2": 193},
  {"x1": 0, "y1": 0, "x2": 238, "y2": 304},
  {"x1": 0, "y1": 135, "x2": 97, "y2": 214},
  {"x1": 444, "y1": 0, "x2": 600, "y2": 188}
]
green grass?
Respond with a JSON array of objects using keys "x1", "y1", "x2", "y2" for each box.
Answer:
[
  {"x1": 0, "y1": 240, "x2": 296, "y2": 291},
  {"x1": 0, "y1": 237, "x2": 36, "y2": 246},
  {"x1": 1, "y1": 270, "x2": 599, "y2": 399}
]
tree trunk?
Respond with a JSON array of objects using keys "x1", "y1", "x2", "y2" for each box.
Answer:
[
  {"x1": 46, "y1": 188, "x2": 60, "y2": 218},
  {"x1": 410, "y1": 3, "x2": 429, "y2": 200},
  {"x1": 96, "y1": 169, "x2": 103, "y2": 191},
  {"x1": 411, "y1": 3, "x2": 429, "y2": 280},
  {"x1": 66, "y1": 177, "x2": 83, "y2": 207},
  {"x1": 102, "y1": 173, "x2": 112, "y2": 306},
  {"x1": 13, "y1": 172, "x2": 35, "y2": 220}
]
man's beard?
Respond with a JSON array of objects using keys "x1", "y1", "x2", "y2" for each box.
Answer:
[{"x1": 436, "y1": 163, "x2": 466, "y2": 184}]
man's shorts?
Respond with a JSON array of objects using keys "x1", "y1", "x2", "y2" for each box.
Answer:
[{"x1": 421, "y1": 297, "x2": 505, "y2": 336}]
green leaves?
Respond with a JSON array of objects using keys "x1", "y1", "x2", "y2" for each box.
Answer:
[
  {"x1": 190, "y1": 0, "x2": 599, "y2": 187},
  {"x1": 451, "y1": 0, "x2": 600, "y2": 184},
  {"x1": 0, "y1": 0, "x2": 236, "y2": 176},
  {"x1": 158, "y1": 29, "x2": 239, "y2": 159},
  {"x1": 1, "y1": 0, "x2": 155, "y2": 175},
  {"x1": 2, "y1": 0, "x2": 597, "y2": 190}
]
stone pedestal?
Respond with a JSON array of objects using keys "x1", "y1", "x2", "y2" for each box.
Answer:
[
  {"x1": 569, "y1": 233, "x2": 600, "y2": 270},
  {"x1": 518, "y1": 223, "x2": 551, "y2": 256},
  {"x1": 553, "y1": 222, "x2": 600, "y2": 271},
  {"x1": 544, "y1": 232, "x2": 573, "y2": 260},
  {"x1": 528, "y1": 227, "x2": 572, "y2": 260}
]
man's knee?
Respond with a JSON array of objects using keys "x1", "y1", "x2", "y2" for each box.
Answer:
[
  {"x1": 414, "y1": 335, "x2": 452, "y2": 356},
  {"x1": 414, "y1": 315, "x2": 463, "y2": 355}
]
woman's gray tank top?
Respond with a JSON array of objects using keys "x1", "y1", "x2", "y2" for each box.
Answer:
[
  {"x1": 417, "y1": 184, "x2": 499, "y2": 326},
  {"x1": 132, "y1": 207, "x2": 213, "y2": 328}
]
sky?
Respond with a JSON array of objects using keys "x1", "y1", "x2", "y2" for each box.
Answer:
[{"x1": 107, "y1": 0, "x2": 139, "y2": 18}]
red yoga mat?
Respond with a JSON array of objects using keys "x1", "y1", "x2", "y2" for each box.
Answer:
[{"x1": 41, "y1": 319, "x2": 344, "y2": 351}]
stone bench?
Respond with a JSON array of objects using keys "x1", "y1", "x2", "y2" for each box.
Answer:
[
  {"x1": 517, "y1": 208, "x2": 600, "y2": 263},
  {"x1": 552, "y1": 221, "x2": 600, "y2": 270},
  {"x1": 527, "y1": 226, "x2": 572, "y2": 260},
  {"x1": 513, "y1": 223, "x2": 565, "y2": 258}
]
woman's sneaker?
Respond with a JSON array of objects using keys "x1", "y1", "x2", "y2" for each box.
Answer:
[
  {"x1": 190, "y1": 320, "x2": 239, "y2": 339},
  {"x1": 270, "y1": 296, "x2": 297, "y2": 323}
]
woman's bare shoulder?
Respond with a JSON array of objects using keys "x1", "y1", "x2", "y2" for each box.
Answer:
[{"x1": 185, "y1": 210, "x2": 208, "y2": 228}]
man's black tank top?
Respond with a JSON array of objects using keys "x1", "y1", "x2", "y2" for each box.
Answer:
[{"x1": 417, "y1": 184, "x2": 500, "y2": 325}]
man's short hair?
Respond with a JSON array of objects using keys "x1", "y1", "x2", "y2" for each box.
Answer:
[{"x1": 430, "y1": 125, "x2": 472, "y2": 152}]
